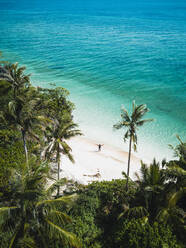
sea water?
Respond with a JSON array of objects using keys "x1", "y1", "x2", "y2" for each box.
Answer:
[{"x1": 0, "y1": 0, "x2": 186, "y2": 161}]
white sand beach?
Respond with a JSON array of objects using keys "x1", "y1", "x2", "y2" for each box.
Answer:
[{"x1": 60, "y1": 136, "x2": 142, "y2": 185}]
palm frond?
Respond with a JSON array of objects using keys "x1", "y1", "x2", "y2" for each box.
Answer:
[
  {"x1": 9, "y1": 230, "x2": 18, "y2": 248},
  {"x1": 126, "y1": 206, "x2": 149, "y2": 219},
  {"x1": 46, "y1": 178, "x2": 68, "y2": 196},
  {"x1": 168, "y1": 188, "x2": 186, "y2": 208},
  {"x1": 58, "y1": 140, "x2": 75, "y2": 163},
  {"x1": 118, "y1": 206, "x2": 149, "y2": 220},
  {"x1": 136, "y1": 119, "x2": 154, "y2": 126},
  {"x1": 123, "y1": 130, "x2": 129, "y2": 142},
  {"x1": 37, "y1": 194, "x2": 77, "y2": 207},
  {"x1": 18, "y1": 236, "x2": 37, "y2": 248},
  {"x1": 45, "y1": 219, "x2": 81, "y2": 248},
  {"x1": 113, "y1": 121, "x2": 124, "y2": 130},
  {"x1": 0, "y1": 207, "x2": 18, "y2": 213},
  {"x1": 47, "y1": 210, "x2": 72, "y2": 226},
  {"x1": 176, "y1": 134, "x2": 183, "y2": 145},
  {"x1": 121, "y1": 106, "x2": 131, "y2": 122},
  {"x1": 8, "y1": 101, "x2": 17, "y2": 119}
]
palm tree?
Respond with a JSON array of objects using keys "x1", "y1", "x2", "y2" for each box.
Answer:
[
  {"x1": 158, "y1": 137, "x2": 186, "y2": 239},
  {"x1": 4, "y1": 62, "x2": 30, "y2": 97},
  {"x1": 45, "y1": 115, "x2": 82, "y2": 196},
  {"x1": 135, "y1": 159, "x2": 166, "y2": 222},
  {"x1": 156, "y1": 187, "x2": 185, "y2": 218},
  {"x1": 0, "y1": 63, "x2": 42, "y2": 164},
  {"x1": 0, "y1": 159, "x2": 81, "y2": 248},
  {"x1": 113, "y1": 101, "x2": 153, "y2": 191},
  {"x1": 169, "y1": 135, "x2": 186, "y2": 170},
  {"x1": 163, "y1": 136, "x2": 186, "y2": 214},
  {"x1": 134, "y1": 159, "x2": 186, "y2": 229},
  {"x1": 7, "y1": 87, "x2": 47, "y2": 164}
]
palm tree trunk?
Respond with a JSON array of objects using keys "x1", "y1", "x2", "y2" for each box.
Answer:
[
  {"x1": 57, "y1": 144, "x2": 60, "y2": 197},
  {"x1": 22, "y1": 130, "x2": 28, "y2": 165},
  {"x1": 126, "y1": 136, "x2": 132, "y2": 191}
]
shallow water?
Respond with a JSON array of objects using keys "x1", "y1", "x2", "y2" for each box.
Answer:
[{"x1": 0, "y1": 0, "x2": 186, "y2": 161}]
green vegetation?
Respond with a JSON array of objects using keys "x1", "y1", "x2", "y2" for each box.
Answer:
[
  {"x1": 113, "y1": 101, "x2": 153, "y2": 191},
  {"x1": 0, "y1": 56, "x2": 185, "y2": 247},
  {"x1": 0, "y1": 160, "x2": 80, "y2": 247},
  {"x1": 0, "y1": 58, "x2": 82, "y2": 247}
]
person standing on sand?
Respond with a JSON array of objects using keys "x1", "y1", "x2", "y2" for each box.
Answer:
[{"x1": 96, "y1": 144, "x2": 104, "y2": 151}]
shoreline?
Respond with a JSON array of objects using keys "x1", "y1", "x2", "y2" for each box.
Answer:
[{"x1": 60, "y1": 135, "x2": 143, "y2": 184}]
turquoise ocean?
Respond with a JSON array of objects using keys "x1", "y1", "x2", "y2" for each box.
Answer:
[{"x1": 0, "y1": 0, "x2": 186, "y2": 161}]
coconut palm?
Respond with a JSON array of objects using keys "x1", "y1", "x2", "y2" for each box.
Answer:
[
  {"x1": 134, "y1": 158, "x2": 186, "y2": 228},
  {"x1": 0, "y1": 63, "x2": 42, "y2": 164},
  {"x1": 163, "y1": 136, "x2": 186, "y2": 214},
  {"x1": 45, "y1": 115, "x2": 82, "y2": 196},
  {"x1": 113, "y1": 101, "x2": 153, "y2": 191},
  {"x1": 157, "y1": 137, "x2": 186, "y2": 238},
  {"x1": 169, "y1": 135, "x2": 186, "y2": 170},
  {"x1": 6, "y1": 87, "x2": 47, "y2": 164},
  {"x1": 0, "y1": 159, "x2": 81, "y2": 248},
  {"x1": 156, "y1": 187, "x2": 186, "y2": 242},
  {"x1": 4, "y1": 62, "x2": 30, "y2": 97},
  {"x1": 135, "y1": 159, "x2": 167, "y2": 222}
]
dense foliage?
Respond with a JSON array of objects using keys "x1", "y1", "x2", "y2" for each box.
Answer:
[
  {"x1": 0, "y1": 59, "x2": 82, "y2": 247},
  {"x1": 65, "y1": 164, "x2": 185, "y2": 248},
  {"x1": 0, "y1": 57, "x2": 185, "y2": 247}
]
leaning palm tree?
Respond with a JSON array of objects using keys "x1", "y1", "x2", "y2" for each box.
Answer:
[
  {"x1": 0, "y1": 159, "x2": 81, "y2": 248},
  {"x1": 113, "y1": 101, "x2": 153, "y2": 191},
  {"x1": 45, "y1": 115, "x2": 82, "y2": 196}
]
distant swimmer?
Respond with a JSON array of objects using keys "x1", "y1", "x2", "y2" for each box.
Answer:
[{"x1": 96, "y1": 144, "x2": 104, "y2": 151}]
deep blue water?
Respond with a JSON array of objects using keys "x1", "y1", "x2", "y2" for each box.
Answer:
[{"x1": 0, "y1": 0, "x2": 186, "y2": 160}]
